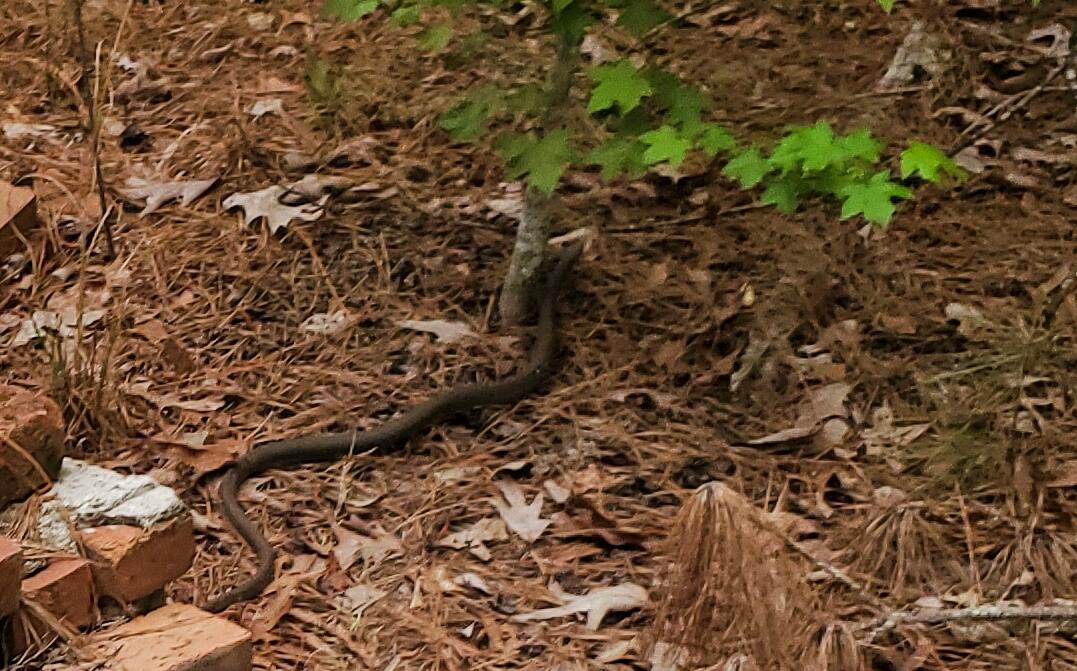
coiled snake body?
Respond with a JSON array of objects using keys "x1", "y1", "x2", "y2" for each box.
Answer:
[{"x1": 203, "y1": 241, "x2": 584, "y2": 613}]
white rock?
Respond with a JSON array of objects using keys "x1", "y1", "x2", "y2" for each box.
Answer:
[{"x1": 50, "y1": 458, "x2": 187, "y2": 528}]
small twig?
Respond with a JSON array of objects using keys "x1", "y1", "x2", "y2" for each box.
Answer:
[
  {"x1": 951, "y1": 62, "x2": 1065, "y2": 154},
  {"x1": 863, "y1": 603, "x2": 1077, "y2": 643}
]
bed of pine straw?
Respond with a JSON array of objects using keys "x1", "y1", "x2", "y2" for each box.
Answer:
[{"x1": 2, "y1": 0, "x2": 1077, "y2": 669}]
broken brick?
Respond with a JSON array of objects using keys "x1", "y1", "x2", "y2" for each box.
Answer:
[
  {"x1": 0, "y1": 386, "x2": 64, "y2": 507},
  {"x1": 0, "y1": 537, "x2": 21, "y2": 617},
  {"x1": 21, "y1": 558, "x2": 95, "y2": 630},
  {"x1": 80, "y1": 515, "x2": 195, "y2": 603},
  {"x1": 0, "y1": 182, "x2": 42, "y2": 258},
  {"x1": 88, "y1": 603, "x2": 252, "y2": 671}
]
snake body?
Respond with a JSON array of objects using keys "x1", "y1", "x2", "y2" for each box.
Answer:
[{"x1": 203, "y1": 241, "x2": 584, "y2": 613}]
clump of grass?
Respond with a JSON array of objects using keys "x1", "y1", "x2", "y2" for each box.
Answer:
[
  {"x1": 844, "y1": 498, "x2": 963, "y2": 599},
  {"x1": 647, "y1": 482, "x2": 824, "y2": 669}
]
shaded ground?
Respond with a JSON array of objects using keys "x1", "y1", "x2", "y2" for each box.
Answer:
[{"x1": 1, "y1": 0, "x2": 1076, "y2": 668}]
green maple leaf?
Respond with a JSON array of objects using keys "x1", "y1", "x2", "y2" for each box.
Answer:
[
  {"x1": 769, "y1": 121, "x2": 840, "y2": 174},
  {"x1": 588, "y1": 60, "x2": 652, "y2": 116},
  {"x1": 615, "y1": 0, "x2": 672, "y2": 36},
  {"x1": 430, "y1": 0, "x2": 468, "y2": 10},
  {"x1": 640, "y1": 125, "x2": 692, "y2": 168},
  {"x1": 505, "y1": 84, "x2": 546, "y2": 113},
  {"x1": 438, "y1": 101, "x2": 486, "y2": 142},
  {"x1": 610, "y1": 106, "x2": 652, "y2": 136},
  {"x1": 390, "y1": 5, "x2": 421, "y2": 25},
  {"x1": 839, "y1": 171, "x2": 914, "y2": 225},
  {"x1": 900, "y1": 141, "x2": 965, "y2": 183},
  {"x1": 588, "y1": 137, "x2": 648, "y2": 181},
  {"x1": 417, "y1": 23, "x2": 453, "y2": 51},
  {"x1": 324, "y1": 0, "x2": 380, "y2": 20},
  {"x1": 723, "y1": 147, "x2": 770, "y2": 188},
  {"x1": 836, "y1": 128, "x2": 883, "y2": 163},
  {"x1": 646, "y1": 68, "x2": 709, "y2": 128},
  {"x1": 438, "y1": 87, "x2": 500, "y2": 142},
  {"x1": 761, "y1": 176, "x2": 803, "y2": 213},
  {"x1": 552, "y1": 0, "x2": 574, "y2": 13},
  {"x1": 876, "y1": 0, "x2": 896, "y2": 11},
  {"x1": 697, "y1": 124, "x2": 736, "y2": 156},
  {"x1": 500, "y1": 131, "x2": 574, "y2": 194},
  {"x1": 816, "y1": 167, "x2": 860, "y2": 196}
]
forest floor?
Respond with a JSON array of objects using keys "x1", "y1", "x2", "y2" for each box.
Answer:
[{"x1": 1, "y1": 0, "x2": 1077, "y2": 669}]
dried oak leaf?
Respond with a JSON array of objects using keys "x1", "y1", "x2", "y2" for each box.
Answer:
[
  {"x1": 436, "y1": 517, "x2": 508, "y2": 561},
  {"x1": 223, "y1": 185, "x2": 325, "y2": 234},
  {"x1": 119, "y1": 176, "x2": 218, "y2": 216},
  {"x1": 490, "y1": 481, "x2": 550, "y2": 543}
]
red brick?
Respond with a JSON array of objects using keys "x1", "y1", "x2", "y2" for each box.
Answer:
[
  {"x1": 0, "y1": 182, "x2": 42, "y2": 257},
  {"x1": 88, "y1": 603, "x2": 251, "y2": 671},
  {"x1": 21, "y1": 558, "x2": 95, "y2": 629},
  {"x1": 0, "y1": 537, "x2": 21, "y2": 617},
  {"x1": 80, "y1": 516, "x2": 195, "y2": 603},
  {"x1": 0, "y1": 386, "x2": 64, "y2": 507}
]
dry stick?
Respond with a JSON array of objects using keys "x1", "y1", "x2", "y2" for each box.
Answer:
[
  {"x1": 863, "y1": 603, "x2": 1077, "y2": 643},
  {"x1": 950, "y1": 62, "x2": 1065, "y2": 154}
]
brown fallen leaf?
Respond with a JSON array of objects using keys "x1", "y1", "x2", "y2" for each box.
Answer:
[
  {"x1": 490, "y1": 481, "x2": 550, "y2": 543},
  {"x1": 161, "y1": 435, "x2": 243, "y2": 474},
  {"x1": 355, "y1": 527, "x2": 404, "y2": 567},
  {"x1": 332, "y1": 526, "x2": 366, "y2": 571},
  {"x1": 250, "y1": 554, "x2": 325, "y2": 640},
  {"x1": 436, "y1": 517, "x2": 508, "y2": 561},
  {"x1": 749, "y1": 383, "x2": 851, "y2": 446},
  {"x1": 551, "y1": 495, "x2": 647, "y2": 548}
]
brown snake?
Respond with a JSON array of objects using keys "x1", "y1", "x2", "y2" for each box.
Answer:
[{"x1": 203, "y1": 241, "x2": 584, "y2": 613}]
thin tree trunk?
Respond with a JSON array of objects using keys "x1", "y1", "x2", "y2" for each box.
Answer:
[
  {"x1": 498, "y1": 187, "x2": 551, "y2": 324},
  {"x1": 498, "y1": 39, "x2": 580, "y2": 324}
]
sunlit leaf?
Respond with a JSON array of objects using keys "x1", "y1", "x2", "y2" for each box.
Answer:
[
  {"x1": 588, "y1": 60, "x2": 652, "y2": 115},
  {"x1": 324, "y1": 0, "x2": 380, "y2": 20}
]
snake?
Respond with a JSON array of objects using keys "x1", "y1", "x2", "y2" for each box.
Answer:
[{"x1": 202, "y1": 240, "x2": 585, "y2": 613}]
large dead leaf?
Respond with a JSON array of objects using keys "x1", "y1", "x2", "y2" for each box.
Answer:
[
  {"x1": 223, "y1": 185, "x2": 325, "y2": 234},
  {"x1": 123, "y1": 381, "x2": 224, "y2": 413},
  {"x1": 118, "y1": 176, "x2": 217, "y2": 216},
  {"x1": 353, "y1": 527, "x2": 404, "y2": 568},
  {"x1": 300, "y1": 310, "x2": 352, "y2": 335},
  {"x1": 333, "y1": 526, "x2": 366, "y2": 570},
  {"x1": 397, "y1": 319, "x2": 476, "y2": 343},
  {"x1": 749, "y1": 383, "x2": 851, "y2": 445},
  {"x1": 490, "y1": 481, "x2": 550, "y2": 543},
  {"x1": 552, "y1": 495, "x2": 647, "y2": 547},
  {"x1": 12, "y1": 308, "x2": 107, "y2": 346},
  {"x1": 154, "y1": 432, "x2": 242, "y2": 473},
  {"x1": 339, "y1": 583, "x2": 386, "y2": 619},
  {"x1": 436, "y1": 517, "x2": 508, "y2": 561},
  {"x1": 511, "y1": 582, "x2": 650, "y2": 630},
  {"x1": 862, "y1": 405, "x2": 931, "y2": 455}
]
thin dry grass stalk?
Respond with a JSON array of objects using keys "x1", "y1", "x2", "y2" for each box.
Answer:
[
  {"x1": 647, "y1": 482, "x2": 823, "y2": 669},
  {"x1": 845, "y1": 502, "x2": 960, "y2": 598}
]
